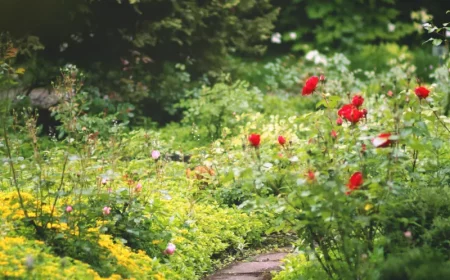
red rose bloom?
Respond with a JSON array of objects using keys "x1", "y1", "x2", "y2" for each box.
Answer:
[
  {"x1": 338, "y1": 104, "x2": 364, "y2": 123},
  {"x1": 331, "y1": 130, "x2": 337, "y2": 138},
  {"x1": 302, "y1": 76, "x2": 319, "y2": 95},
  {"x1": 361, "y1": 109, "x2": 368, "y2": 118},
  {"x1": 307, "y1": 170, "x2": 315, "y2": 181},
  {"x1": 278, "y1": 135, "x2": 286, "y2": 146},
  {"x1": 347, "y1": 172, "x2": 363, "y2": 193},
  {"x1": 248, "y1": 134, "x2": 261, "y2": 147},
  {"x1": 338, "y1": 104, "x2": 353, "y2": 117},
  {"x1": 372, "y1": 133, "x2": 392, "y2": 148},
  {"x1": 352, "y1": 95, "x2": 364, "y2": 107},
  {"x1": 415, "y1": 86, "x2": 430, "y2": 99},
  {"x1": 361, "y1": 143, "x2": 367, "y2": 153}
]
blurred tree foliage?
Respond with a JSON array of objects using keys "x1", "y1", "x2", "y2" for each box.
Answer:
[
  {"x1": 272, "y1": 0, "x2": 449, "y2": 51},
  {"x1": 0, "y1": 0, "x2": 278, "y2": 121}
]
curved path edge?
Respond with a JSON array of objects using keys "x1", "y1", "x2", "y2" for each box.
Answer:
[{"x1": 204, "y1": 250, "x2": 291, "y2": 280}]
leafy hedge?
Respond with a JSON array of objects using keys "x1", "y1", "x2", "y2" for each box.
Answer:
[{"x1": 1, "y1": 0, "x2": 278, "y2": 118}]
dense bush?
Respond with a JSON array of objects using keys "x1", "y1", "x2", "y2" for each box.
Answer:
[
  {"x1": 1, "y1": 0, "x2": 278, "y2": 118},
  {"x1": 178, "y1": 77, "x2": 264, "y2": 141}
]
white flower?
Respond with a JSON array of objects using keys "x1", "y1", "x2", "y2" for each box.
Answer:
[
  {"x1": 305, "y1": 50, "x2": 319, "y2": 61},
  {"x1": 271, "y1": 33, "x2": 282, "y2": 44},
  {"x1": 289, "y1": 156, "x2": 299, "y2": 162},
  {"x1": 59, "y1": 42, "x2": 68, "y2": 52},
  {"x1": 305, "y1": 50, "x2": 328, "y2": 65},
  {"x1": 314, "y1": 56, "x2": 328, "y2": 66},
  {"x1": 387, "y1": 23, "x2": 396, "y2": 32},
  {"x1": 446, "y1": 30, "x2": 450, "y2": 38},
  {"x1": 289, "y1": 32, "x2": 297, "y2": 39}
]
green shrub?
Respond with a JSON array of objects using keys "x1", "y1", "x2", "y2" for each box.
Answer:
[
  {"x1": 3, "y1": 0, "x2": 278, "y2": 118},
  {"x1": 273, "y1": 253, "x2": 328, "y2": 280},
  {"x1": 179, "y1": 77, "x2": 264, "y2": 140},
  {"x1": 379, "y1": 248, "x2": 450, "y2": 280}
]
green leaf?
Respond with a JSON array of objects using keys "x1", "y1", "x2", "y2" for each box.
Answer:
[
  {"x1": 422, "y1": 38, "x2": 434, "y2": 45},
  {"x1": 316, "y1": 100, "x2": 326, "y2": 109},
  {"x1": 432, "y1": 39, "x2": 443, "y2": 46}
]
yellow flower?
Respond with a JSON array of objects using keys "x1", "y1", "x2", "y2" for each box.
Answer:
[{"x1": 364, "y1": 203, "x2": 374, "y2": 211}]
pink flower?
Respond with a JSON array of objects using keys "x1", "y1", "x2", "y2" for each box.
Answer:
[
  {"x1": 65, "y1": 206, "x2": 73, "y2": 213},
  {"x1": 336, "y1": 118, "x2": 343, "y2": 126},
  {"x1": 164, "y1": 243, "x2": 176, "y2": 255},
  {"x1": 120, "y1": 58, "x2": 129, "y2": 66},
  {"x1": 135, "y1": 182, "x2": 142, "y2": 192},
  {"x1": 152, "y1": 150, "x2": 160, "y2": 160},
  {"x1": 101, "y1": 178, "x2": 108, "y2": 185},
  {"x1": 102, "y1": 206, "x2": 111, "y2": 215},
  {"x1": 404, "y1": 231, "x2": 412, "y2": 238},
  {"x1": 331, "y1": 130, "x2": 338, "y2": 138},
  {"x1": 319, "y1": 74, "x2": 326, "y2": 82},
  {"x1": 387, "y1": 90, "x2": 393, "y2": 97}
]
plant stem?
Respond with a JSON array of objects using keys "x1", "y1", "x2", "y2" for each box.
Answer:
[
  {"x1": 430, "y1": 106, "x2": 450, "y2": 134},
  {"x1": 48, "y1": 153, "x2": 69, "y2": 226},
  {"x1": 2, "y1": 121, "x2": 29, "y2": 219}
]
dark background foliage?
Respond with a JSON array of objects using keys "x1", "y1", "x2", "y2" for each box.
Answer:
[{"x1": 0, "y1": 0, "x2": 447, "y2": 124}]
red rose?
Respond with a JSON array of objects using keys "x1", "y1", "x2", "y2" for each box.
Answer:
[
  {"x1": 302, "y1": 76, "x2": 319, "y2": 95},
  {"x1": 347, "y1": 172, "x2": 363, "y2": 193},
  {"x1": 415, "y1": 86, "x2": 430, "y2": 99},
  {"x1": 248, "y1": 134, "x2": 261, "y2": 147},
  {"x1": 338, "y1": 104, "x2": 364, "y2": 123},
  {"x1": 372, "y1": 133, "x2": 392, "y2": 148},
  {"x1": 336, "y1": 118, "x2": 343, "y2": 126},
  {"x1": 307, "y1": 170, "x2": 315, "y2": 181},
  {"x1": 278, "y1": 135, "x2": 286, "y2": 146},
  {"x1": 338, "y1": 104, "x2": 353, "y2": 117},
  {"x1": 352, "y1": 95, "x2": 364, "y2": 107}
]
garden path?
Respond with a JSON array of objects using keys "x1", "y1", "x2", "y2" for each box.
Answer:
[{"x1": 205, "y1": 250, "x2": 290, "y2": 280}]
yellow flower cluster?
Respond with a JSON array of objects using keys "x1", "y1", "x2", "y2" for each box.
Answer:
[
  {"x1": 98, "y1": 234, "x2": 166, "y2": 280},
  {"x1": 0, "y1": 191, "x2": 54, "y2": 220},
  {"x1": 0, "y1": 236, "x2": 105, "y2": 279}
]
